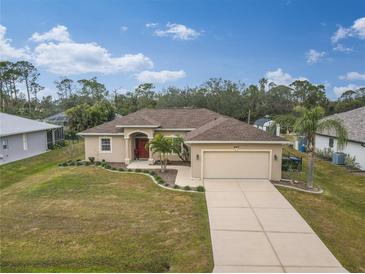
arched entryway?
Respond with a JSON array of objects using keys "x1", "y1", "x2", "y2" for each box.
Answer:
[{"x1": 130, "y1": 132, "x2": 149, "y2": 160}]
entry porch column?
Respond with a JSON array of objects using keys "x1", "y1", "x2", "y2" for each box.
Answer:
[
  {"x1": 124, "y1": 137, "x2": 130, "y2": 164},
  {"x1": 148, "y1": 136, "x2": 154, "y2": 165}
]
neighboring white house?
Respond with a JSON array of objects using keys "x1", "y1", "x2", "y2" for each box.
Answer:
[
  {"x1": 315, "y1": 107, "x2": 365, "y2": 170},
  {"x1": 0, "y1": 113, "x2": 62, "y2": 165}
]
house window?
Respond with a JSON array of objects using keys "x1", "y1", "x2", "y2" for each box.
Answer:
[
  {"x1": 2, "y1": 138, "x2": 8, "y2": 150},
  {"x1": 100, "y1": 138, "x2": 111, "y2": 152},
  {"x1": 329, "y1": 137, "x2": 334, "y2": 148},
  {"x1": 23, "y1": 134, "x2": 28, "y2": 150}
]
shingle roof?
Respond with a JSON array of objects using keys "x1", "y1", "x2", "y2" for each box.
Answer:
[
  {"x1": 0, "y1": 112, "x2": 60, "y2": 137},
  {"x1": 79, "y1": 119, "x2": 125, "y2": 134},
  {"x1": 81, "y1": 108, "x2": 222, "y2": 133},
  {"x1": 44, "y1": 112, "x2": 68, "y2": 124},
  {"x1": 121, "y1": 108, "x2": 222, "y2": 128},
  {"x1": 317, "y1": 106, "x2": 365, "y2": 143},
  {"x1": 80, "y1": 108, "x2": 287, "y2": 142},
  {"x1": 186, "y1": 117, "x2": 286, "y2": 142}
]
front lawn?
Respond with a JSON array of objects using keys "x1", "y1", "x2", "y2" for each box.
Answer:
[
  {"x1": 0, "y1": 146, "x2": 213, "y2": 272},
  {"x1": 0, "y1": 142, "x2": 84, "y2": 190},
  {"x1": 280, "y1": 148, "x2": 365, "y2": 273}
]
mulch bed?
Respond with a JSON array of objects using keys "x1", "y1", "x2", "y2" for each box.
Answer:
[
  {"x1": 109, "y1": 162, "x2": 128, "y2": 169},
  {"x1": 154, "y1": 169, "x2": 178, "y2": 185},
  {"x1": 154, "y1": 161, "x2": 190, "y2": 166},
  {"x1": 272, "y1": 179, "x2": 323, "y2": 194},
  {"x1": 108, "y1": 162, "x2": 178, "y2": 185}
]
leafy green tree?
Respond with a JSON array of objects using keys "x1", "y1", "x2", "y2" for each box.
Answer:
[
  {"x1": 0, "y1": 61, "x2": 21, "y2": 111},
  {"x1": 273, "y1": 114, "x2": 297, "y2": 133},
  {"x1": 203, "y1": 78, "x2": 246, "y2": 120},
  {"x1": 114, "y1": 84, "x2": 156, "y2": 115},
  {"x1": 66, "y1": 103, "x2": 90, "y2": 132},
  {"x1": 17, "y1": 61, "x2": 42, "y2": 113},
  {"x1": 156, "y1": 86, "x2": 192, "y2": 108},
  {"x1": 265, "y1": 85, "x2": 294, "y2": 115},
  {"x1": 55, "y1": 77, "x2": 74, "y2": 100},
  {"x1": 135, "y1": 83, "x2": 156, "y2": 109},
  {"x1": 290, "y1": 80, "x2": 328, "y2": 108},
  {"x1": 114, "y1": 92, "x2": 137, "y2": 115},
  {"x1": 243, "y1": 84, "x2": 265, "y2": 123},
  {"x1": 294, "y1": 106, "x2": 347, "y2": 189},
  {"x1": 170, "y1": 135, "x2": 190, "y2": 162},
  {"x1": 87, "y1": 100, "x2": 115, "y2": 128},
  {"x1": 258, "y1": 78, "x2": 268, "y2": 93},
  {"x1": 77, "y1": 77, "x2": 108, "y2": 101},
  {"x1": 66, "y1": 100, "x2": 115, "y2": 132},
  {"x1": 340, "y1": 90, "x2": 356, "y2": 101},
  {"x1": 37, "y1": 96, "x2": 55, "y2": 118}
]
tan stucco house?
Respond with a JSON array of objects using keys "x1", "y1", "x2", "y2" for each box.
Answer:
[{"x1": 78, "y1": 108, "x2": 288, "y2": 181}]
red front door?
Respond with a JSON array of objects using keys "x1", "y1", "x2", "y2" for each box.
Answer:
[{"x1": 136, "y1": 139, "x2": 149, "y2": 159}]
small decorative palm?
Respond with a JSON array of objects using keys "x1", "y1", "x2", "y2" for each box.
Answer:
[
  {"x1": 147, "y1": 134, "x2": 172, "y2": 172},
  {"x1": 294, "y1": 106, "x2": 347, "y2": 189}
]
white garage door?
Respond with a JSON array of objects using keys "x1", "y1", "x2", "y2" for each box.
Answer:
[{"x1": 203, "y1": 151, "x2": 270, "y2": 179}]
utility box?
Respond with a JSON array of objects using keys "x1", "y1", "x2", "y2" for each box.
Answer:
[{"x1": 332, "y1": 152, "x2": 345, "y2": 165}]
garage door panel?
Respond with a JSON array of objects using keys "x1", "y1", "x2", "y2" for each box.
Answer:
[{"x1": 204, "y1": 151, "x2": 270, "y2": 179}]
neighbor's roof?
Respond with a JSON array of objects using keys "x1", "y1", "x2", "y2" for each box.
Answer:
[
  {"x1": 0, "y1": 112, "x2": 60, "y2": 137},
  {"x1": 317, "y1": 106, "x2": 365, "y2": 143},
  {"x1": 44, "y1": 112, "x2": 68, "y2": 123},
  {"x1": 254, "y1": 117, "x2": 273, "y2": 127},
  {"x1": 80, "y1": 108, "x2": 222, "y2": 134},
  {"x1": 186, "y1": 117, "x2": 286, "y2": 142}
]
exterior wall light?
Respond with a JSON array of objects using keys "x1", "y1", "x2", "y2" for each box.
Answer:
[
  {"x1": 274, "y1": 154, "x2": 278, "y2": 160},
  {"x1": 196, "y1": 154, "x2": 200, "y2": 160}
]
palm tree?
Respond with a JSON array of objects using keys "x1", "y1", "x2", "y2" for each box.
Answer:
[
  {"x1": 294, "y1": 106, "x2": 348, "y2": 189},
  {"x1": 147, "y1": 134, "x2": 172, "y2": 172}
]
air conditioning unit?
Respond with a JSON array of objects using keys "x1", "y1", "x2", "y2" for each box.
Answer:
[{"x1": 332, "y1": 152, "x2": 345, "y2": 165}]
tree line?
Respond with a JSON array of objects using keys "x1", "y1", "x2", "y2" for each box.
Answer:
[{"x1": 1, "y1": 60, "x2": 364, "y2": 134}]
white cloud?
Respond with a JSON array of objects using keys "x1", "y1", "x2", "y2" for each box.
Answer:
[
  {"x1": 333, "y1": 43, "x2": 353, "y2": 52},
  {"x1": 146, "y1": 23, "x2": 158, "y2": 28},
  {"x1": 120, "y1": 26, "x2": 128, "y2": 32},
  {"x1": 34, "y1": 42, "x2": 153, "y2": 75},
  {"x1": 30, "y1": 25, "x2": 71, "y2": 42},
  {"x1": 339, "y1": 71, "x2": 365, "y2": 81},
  {"x1": 0, "y1": 24, "x2": 30, "y2": 59},
  {"x1": 30, "y1": 25, "x2": 153, "y2": 75},
  {"x1": 331, "y1": 17, "x2": 365, "y2": 43},
  {"x1": 135, "y1": 70, "x2": 186, "y2": 83},
  {"x1": 265, "y1": 68, "x2": 307, "y2": 86},
  {"x1": 306, "y1": 49, "x2": 326, "y2": 64},
  {"x1": 2, "y1": 24, "x2": 186, "y2": 82},
  {"x1": 331, "y1": 26, "x2": 352, "y2": 44},
  {"x1": 154, "y1": 23, "x2": 201, "y2": 40},
  {"x1": 353, "y1": 17, "x2": 365, "y2": 39},
  {"x1": 333, "y1": 84, "x2": 360, "y2": 97}
]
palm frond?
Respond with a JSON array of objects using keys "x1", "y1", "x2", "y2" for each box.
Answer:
[
  {"x1": 294, "y1": 106, "x2": 325, "y2": 136},
  {"x1": 318, "y1": 119, "x2": 348, "y2": 151}
]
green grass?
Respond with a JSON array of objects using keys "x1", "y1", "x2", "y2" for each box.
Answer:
[
  {"x1": 0, "y1": 142, "x2": 84, "y2": 190},
  {"x1": 0, "y1": 145, "x2": 213, "y2": 272},
  {"x1": 280, "y1": 148, "x2": 365, "y2": 273}
]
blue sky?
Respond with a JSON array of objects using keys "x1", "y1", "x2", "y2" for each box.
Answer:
[{"x1": 1, "y1": 0, "x2": 364, "y2": 99}]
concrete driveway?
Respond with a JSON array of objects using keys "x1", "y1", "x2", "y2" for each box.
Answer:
[{"x1": 204, "y1": 179, "x2": 347, "y2": 273}]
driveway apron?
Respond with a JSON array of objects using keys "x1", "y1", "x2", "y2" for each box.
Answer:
[{"x1": 204, "y1": 179, "x2": 347, "y2": 273}]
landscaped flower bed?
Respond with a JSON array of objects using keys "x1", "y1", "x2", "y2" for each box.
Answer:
[{"x1": 58, "y1": 160, "x2": 205, "y2": 193}]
